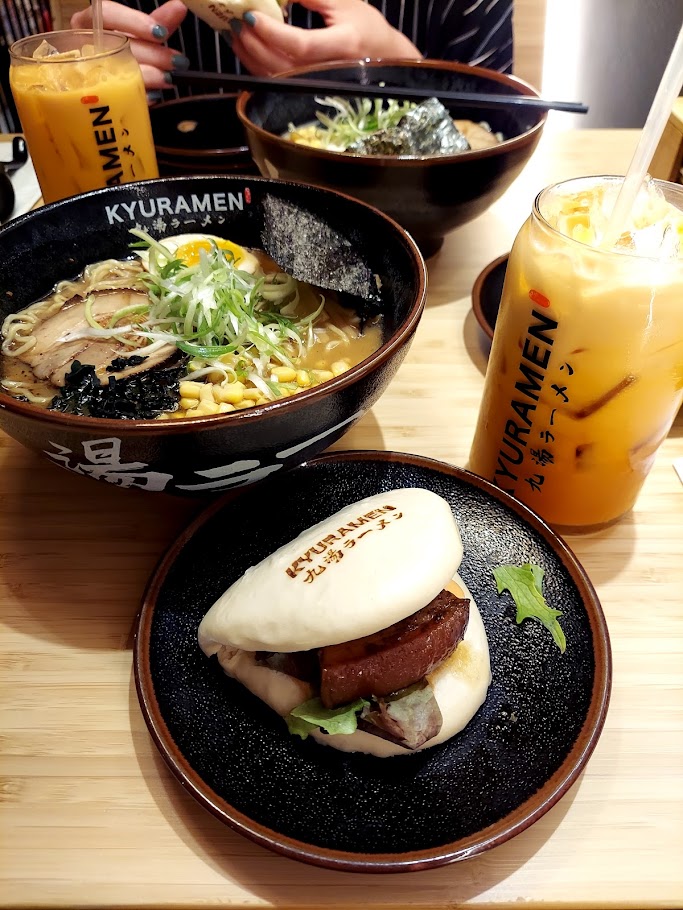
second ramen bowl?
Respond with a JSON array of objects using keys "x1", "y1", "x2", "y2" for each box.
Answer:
[
  {"x1": 237, "y1": 59, "x2": 547, "y2": 257},
  {"x1": 0, "y1": 175, "x2": 426, "y2": 496}
]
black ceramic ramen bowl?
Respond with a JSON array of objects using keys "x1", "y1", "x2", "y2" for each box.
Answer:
[
  {"x1": 237, "y1": 60, "x2": 546, "y2": 258},
  {"x1": 150, "y1": 93, "x2": 257, "y2": 176},
  {"x1": 0, "y1": 175, "x2": 426, "y2": 497},
  {"x1": 472, "y1": 251, "x2": 509, "y2": 341}
]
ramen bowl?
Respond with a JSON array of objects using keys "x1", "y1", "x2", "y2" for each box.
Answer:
[
  {"x1": 237, "y1": 60, "x2": 546, "y2": 257},
  {"x1": 0, "y1": 175, "x2": 425, "y2": 496},
  {"x1": 150, "y1": 93, "x2": 257, "y2": 176}
]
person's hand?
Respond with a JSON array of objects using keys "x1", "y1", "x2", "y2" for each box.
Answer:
[
  {"x1": 229, "y1": 0, "x2": 422, "y2": 76},
  {"x1": 70, "y1": 0, "x2": 189, "y2": 89}
]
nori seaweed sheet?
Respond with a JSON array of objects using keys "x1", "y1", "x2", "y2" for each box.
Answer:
[
  {"x1": 260, "y1": 195, "x2": 382, "y2": 311},
  {"x1": 350, "y1": 98, "x2": 470, "y2": 157},
  {"x1": 49, "y1": 359, "x2": 186, "y2": 419}
]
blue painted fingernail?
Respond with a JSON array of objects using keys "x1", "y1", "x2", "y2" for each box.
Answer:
[
  {"x1": 243, "y1": 11, "x2": 256, "y2": 26},
  {"x1": 230, "y1": 17, "x2": 242, "y2": 34},
  {"x1": 221, "y1": 28, "x2": 233, "y2": 44},
  {"x1": 147, "y1": 89, "x2": 164, "y2": 103},
  {"x1": 163, "y1": 72, "x2": 173, "y2": 84},
  {"x1": 172, "y1": 54, "x2": 190, "y2": 70},
  {"x1": 151, "y1": 23, "x2": 168, "y2": 39}
]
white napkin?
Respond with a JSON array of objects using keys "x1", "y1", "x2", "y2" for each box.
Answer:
[{"x1": 2, "y1": 153, "x2": 42, "y2": 223}]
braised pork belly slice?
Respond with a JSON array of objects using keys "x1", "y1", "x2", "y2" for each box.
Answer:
[{"x1": 319, "y1": 590, "x2": 470, "y2": 709}]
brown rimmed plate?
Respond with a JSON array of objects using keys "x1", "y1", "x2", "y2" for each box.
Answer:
[
  {"x1": 134, "y1": 450, "x2": 611, "y2": 873},
  {"x1": 472, "y1": 252, "x2": 509, "y2": 341}
]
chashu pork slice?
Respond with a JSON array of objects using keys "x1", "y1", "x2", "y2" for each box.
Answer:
[{"x1": 18, "y1": 290, "x2": 176, "y2": 386}]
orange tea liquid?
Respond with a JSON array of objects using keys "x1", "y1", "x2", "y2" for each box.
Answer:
[
  {"x1": 469, "y1": 177, "x2": 683, "y2": 531},
  {"x1": 10, "y1": 31, "x2": 158, "y2": 204}
]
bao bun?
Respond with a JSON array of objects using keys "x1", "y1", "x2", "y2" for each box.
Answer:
[
  {"x1": 199, "y1": 488, "x2": 463, "y2": 654},
  {"x1": 182, "y1": 0, "x2": 288, "y2": 29},
  {"x1": 198, "y1": 488, "x2": 492, "y2": 757}
]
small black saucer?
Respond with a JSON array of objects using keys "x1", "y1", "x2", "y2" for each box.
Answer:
[{"x1": 472, "y1": 252, "x2": 509, "y2": 341}]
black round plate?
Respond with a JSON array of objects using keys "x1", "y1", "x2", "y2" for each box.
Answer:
[{"x1": 134, "y1": 451, "x2": 611, "y2": 872}]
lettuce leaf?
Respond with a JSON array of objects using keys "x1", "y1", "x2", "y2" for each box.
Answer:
[
  {"x1": 493, "y1": 563, "x2": 566, "y2": 653},
  {"x1": 285, "y1": 697, "x2": 369, "y2": 740}
]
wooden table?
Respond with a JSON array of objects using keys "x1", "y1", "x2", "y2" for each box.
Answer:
[{"x1": 1, "y1": 127, "x2": 682, "y2": 909}]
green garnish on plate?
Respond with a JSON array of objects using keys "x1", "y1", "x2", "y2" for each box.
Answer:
[{"x1": 493, "y1": 563, "x2": 567, "y2": 653}]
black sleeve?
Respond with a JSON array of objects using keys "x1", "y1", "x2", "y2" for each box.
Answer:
[{"x1": 130, "y1": 0, "x2": 513, "y2": 101}]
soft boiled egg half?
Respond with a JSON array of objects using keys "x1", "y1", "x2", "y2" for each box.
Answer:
[{"x1": 137, "y1": 233, "x2": 260, "y2": 274}]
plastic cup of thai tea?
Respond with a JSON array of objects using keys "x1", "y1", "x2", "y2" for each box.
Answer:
[
  {"x1": 468, "y1": 175, "x2": 683, "y2": 532},
  {"x1": 9, "y1": 30, "x2": 158, "y2": 204}
]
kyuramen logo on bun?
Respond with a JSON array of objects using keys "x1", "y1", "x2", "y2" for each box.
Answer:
[
  {"x1": 198, "y1": 488, "x2": 492, "y2": 757},
  {"x1": 183, "y1": 0, "x2": 288, "y2": 29}
]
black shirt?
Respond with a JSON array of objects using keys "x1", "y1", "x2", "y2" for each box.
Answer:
[{"x1": 129, "y1": 0, "x2": 514, "y2": 98}]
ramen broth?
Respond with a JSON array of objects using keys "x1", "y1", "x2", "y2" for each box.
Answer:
[{"x1": 0, "y1": 239, "x2": 383, "y2": 420}]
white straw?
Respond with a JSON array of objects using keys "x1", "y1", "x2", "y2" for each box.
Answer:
[
  {"x1": 602, "y1": 22, "x2": 683, "y2": 249},
  {"x1": 92, "y1": 0, "x2": 104, "y2": 52}
]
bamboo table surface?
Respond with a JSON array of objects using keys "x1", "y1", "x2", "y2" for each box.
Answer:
[{"x1": 1, "y1": 126, "x2": 682, "y2": 909}]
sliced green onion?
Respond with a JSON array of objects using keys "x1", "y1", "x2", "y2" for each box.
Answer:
[
  {"x1": 83, "y1": 295, "x2": 100, "y2": 330},
  {"x1": 309, "y1": 96, "x2": 416, "y2": 150},
  {"x1": 176, "y1": 341, "x2": 239, "y2": 358},
  {"x1": 107, "y1": 303, "x2": 149, "y2": 329},
  {"x1": 88, "y1": 228, "x2": 335, "y2": 384}
]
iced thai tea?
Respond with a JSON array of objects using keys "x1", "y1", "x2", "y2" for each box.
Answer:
[
  {"x1": 469, "y1": 176, "x2": 683, "y2": 530},
  {"x1": 10, "y1": 30, "x2": 158, "y2": 204}
]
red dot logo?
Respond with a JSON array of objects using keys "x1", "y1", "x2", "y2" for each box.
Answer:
[
  {"x1": 244, "y1": 187, "x2": 251, "y2": 204},
  {"x1": 529, "y1": 289, "x2": 550, "y2": 308},
  {"x1": 80, "y1": 95, "x2": 99, "y2": 104}
]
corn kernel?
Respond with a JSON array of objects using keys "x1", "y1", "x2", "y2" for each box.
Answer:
[
  {"x1": 235, "y1": 399, "x2": 255, "y2": 409},
  {"x1": 218, "y1": 402, "x2": 235, "y2": 413},
  {"x1": 200, "y1": 400, "x2": 220, "y2": 415},
  {"x1": 213, "y1": 383, "x2": 244, "y2": 404},
  {"x1": 179, "y1": 381, "x2": 203, "y2": 400},
  {"x1": 179, "y1": 397, "x2": 197, "y2": 411},
  {"x1": 331, "y1": 360, "x2": 351, "y2": 376},
  {"x1": 243, "y1": 388, "x2": 261, "y2": 401},
  {"x1": 271, "y1": 366, "x2": 297, "y2": 383},
  {"x1": 296, "y1": 370, "x2": 311, "y2": 387},
  {"x1": 311, "y1": 369, "x2": 334, "y2": 384}
]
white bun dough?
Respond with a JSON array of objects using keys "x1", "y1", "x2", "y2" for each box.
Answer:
[
  {"x1": 182, "y1": 0, "x2": 287, "y2": 29},
  {"x1": 199, "y1": 488, "x2": 464, "y2": 655},
  {"x1": 215, "y1": 574, "x2": 491, "y2": 757}
]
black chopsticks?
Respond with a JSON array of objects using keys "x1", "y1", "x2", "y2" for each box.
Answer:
[{"x1": 170, "y1": 71, "x2": 588, "y2": 114}]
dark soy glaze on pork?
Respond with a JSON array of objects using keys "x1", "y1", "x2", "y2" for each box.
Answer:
[{"x1": 319, "y1": 591, "x2": 470, "y2": 709}]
